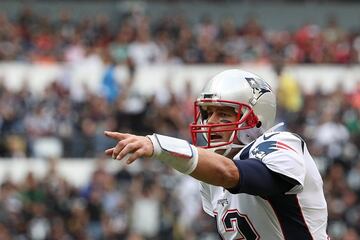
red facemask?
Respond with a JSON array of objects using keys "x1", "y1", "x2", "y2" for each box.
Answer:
[{"x1": 189, "y1": 99, "x2": 259, "y2": 149}]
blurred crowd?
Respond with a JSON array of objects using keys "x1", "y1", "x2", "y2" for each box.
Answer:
[
  {"x1": 0, "y1": 6, "x2": 360, "y2": 240},
  {"x1": 1, "y1": 6, "x2": 360, "y2": 65},
  {"x1": 0, "y1": 65, "x2": 359, "y2": 240}
]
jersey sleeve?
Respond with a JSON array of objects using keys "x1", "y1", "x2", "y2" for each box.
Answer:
[
  {"x1": 254, "y1": 132, "x2": 305, "y2": 194},
  {"x1": 199, "y1": 182, "x2": 214, "y2": 217}
]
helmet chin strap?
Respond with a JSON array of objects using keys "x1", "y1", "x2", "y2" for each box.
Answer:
[
  {"x1": 210, "y1": 143, "x2": 243, "y2": 157},
  {"x1": 238, "y1": 127, "x2": 264, "y2": 145},
  {"x1": 238, "y1": 122, "x2": 285, "y2": 144},
  {"x1": 208, "y1": 131, "x2": 244, "y2": 157}
]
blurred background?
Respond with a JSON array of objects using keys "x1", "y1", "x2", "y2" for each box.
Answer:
[{"x1": 0, "y1": 0, "x2": 360, "y2": 239}]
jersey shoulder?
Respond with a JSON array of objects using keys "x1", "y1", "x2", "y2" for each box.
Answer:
[
  {"x1": 234, "y1": 131, "x2": 304, "y2": 161},
  {"x1": 251, "y1": 131, "x2": 307, "y2": 191},
  {"x1": 251, "y1": 131, "x2": 305, "y2": 160}
]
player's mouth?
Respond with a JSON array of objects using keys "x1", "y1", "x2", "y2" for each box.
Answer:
[{"x1": 210, "y1": 133, "x2": 223, "y2": 142}]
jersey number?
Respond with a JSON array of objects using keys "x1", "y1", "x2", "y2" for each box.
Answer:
[{"x1": 215, "y1": 209, "x2": 260, "y2": 240}]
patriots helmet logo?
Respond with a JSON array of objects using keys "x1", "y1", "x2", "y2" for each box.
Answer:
[
  {"x1": 245, "y1": 77, "x2": 271, "y2": 98},
  {"x1": 251, "y1": 141, "x2": 297, "y2": 160}
]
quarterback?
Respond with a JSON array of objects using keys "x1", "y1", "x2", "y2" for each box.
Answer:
[{"x1": 105, "y1": 69, "x2": 329, "y2": 239}]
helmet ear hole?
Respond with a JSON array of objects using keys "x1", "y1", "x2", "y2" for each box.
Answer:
[{"x1": 256, "y1": 121, "x2": 262, "y2": 128}]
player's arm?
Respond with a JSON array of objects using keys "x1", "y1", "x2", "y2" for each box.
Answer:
[
  {"x1": 191, "y1": 147, "x2": 239, "y2": 188},
  {"x1": 104, "y1": 131, "x2": 296, "y2": 194},
  {"x1": 226, "y1": 159, "x2": 298, "y2": 196},
  {"x1": 193, "y1": 154, "x2": 297, "y2": 196},
  {"x1": 104, "y1": 131, "x2": 239, "y2": 188}
]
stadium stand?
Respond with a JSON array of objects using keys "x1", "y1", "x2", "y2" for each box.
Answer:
[{"x1": 0, "y1": 1, "x2": 359, "y2": 239}]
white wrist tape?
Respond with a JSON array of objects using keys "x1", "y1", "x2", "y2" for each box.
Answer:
[{"x1": 147, "y1": 134, "x2": 199, "y2": 174}]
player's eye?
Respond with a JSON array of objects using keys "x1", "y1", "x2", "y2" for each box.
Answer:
[
  {"x1": 219, "y1": 111, "x2": 235, "y2": 118},
  {"x1": 220, "y1": 119, "x2": 232, "y2": 123},
  {"x1": 219, "y1": 112, "x2": 229, "y2": 118}
]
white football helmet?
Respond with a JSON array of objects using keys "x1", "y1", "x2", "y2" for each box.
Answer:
[{"x1": 189, "y1": 69, "x2": 276, "y2": 154}]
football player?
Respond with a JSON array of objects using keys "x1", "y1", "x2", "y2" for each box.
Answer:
[{"x1": 105, "y1": 69, "x2": 329, "y2": 239}]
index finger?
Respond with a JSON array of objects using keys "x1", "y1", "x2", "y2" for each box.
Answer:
[{"x1": 104, "y1": 131, "x2": 128, "y2": 140}]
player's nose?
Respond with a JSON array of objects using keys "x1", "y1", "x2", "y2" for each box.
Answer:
[{"x1": 207, "y1": 112, "x2": 220, "y2": 124}]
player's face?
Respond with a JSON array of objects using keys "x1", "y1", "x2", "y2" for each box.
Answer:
[{"x1": 204, "y1": 105, "x2": 238, "y2": 143}]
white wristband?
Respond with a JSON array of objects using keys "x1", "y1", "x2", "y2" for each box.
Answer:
[{"x1": 147, "y1": 134, "x2": 199, "y2": 174}]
